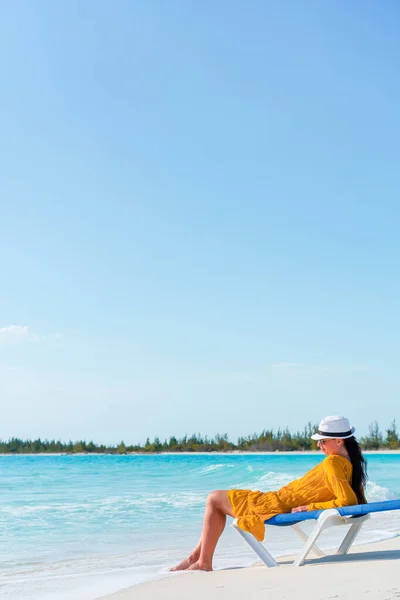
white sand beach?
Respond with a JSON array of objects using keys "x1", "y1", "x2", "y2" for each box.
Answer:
[{"x1": 97, "y1": 535, "x2": 400, "y2": 600}]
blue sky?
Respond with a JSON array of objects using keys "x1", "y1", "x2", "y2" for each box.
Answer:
[{"x1": 1, "y1": 1, "x2": 399, "y2": 445}]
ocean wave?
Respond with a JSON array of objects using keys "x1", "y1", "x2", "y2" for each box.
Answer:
[
  {"x1": 0, "y1": 492, "x2": 207, "y2": 518},
  {"x1": 234, "y1": 470, "x2": 293, "y2": 491},
  {"x1": 0, "y1": 504, "x2": 87, "y2": 517},
  {"x1": 197, "y1": 463, "x2": 236, "y2": 474},
  {"x1": 128, "y1": 492, "x2": 206, "y2": 508},
  {"x1": 366, "y1": 480, "x2": 397, "y2": 502},
  {"x1": 199, "y1": 463, "x2": 232, "y2": 473}
]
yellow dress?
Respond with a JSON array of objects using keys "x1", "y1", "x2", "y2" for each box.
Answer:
[{"x1": 228, "y1": 455, "x2": 358, "y2": 541}]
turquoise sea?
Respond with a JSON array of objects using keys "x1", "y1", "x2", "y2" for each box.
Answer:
[{"x1": 1, "y1": 453, "x2": 400, "y2": 600}]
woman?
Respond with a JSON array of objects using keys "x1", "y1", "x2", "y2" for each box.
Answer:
[{"x1": 170, "y1": 415, "x2": 367, "y2": 572}]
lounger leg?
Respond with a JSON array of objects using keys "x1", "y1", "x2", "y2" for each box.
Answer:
[
  {"x1": 293, "y1": 510, "x2": 341, "y2": 567},
  {"x1": 231, "y1": 520, "x2": 279, "y2": 567},
  {"x1": 336, "y1": 521, "x2": 365, "y2": 555},
  {"x1": 291, "y1": 524, "x2": 325, "y2": 558},
  {"x1": 293, "y1": 524, "x2": 324, "y2": 567}
]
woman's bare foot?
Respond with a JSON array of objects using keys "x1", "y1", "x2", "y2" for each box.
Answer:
[
  {"x1": 187, "y1": 560, "x2": 213, "y2": 571},
  {"x1": 169, "y1": 555, "x2": 197, "y2": 571}
]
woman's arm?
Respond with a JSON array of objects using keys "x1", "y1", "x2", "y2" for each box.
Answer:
[
  {"x1": 307, "y1": 456, "x2": 358, "y2": 511},
  {"x1": 291, "y1": 505, "x2": 309, "y2": 512}
]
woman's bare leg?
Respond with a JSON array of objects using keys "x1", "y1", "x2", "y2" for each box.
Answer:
[{"x1": 170, "y1": 490, "x2": 233, "y2": 572}]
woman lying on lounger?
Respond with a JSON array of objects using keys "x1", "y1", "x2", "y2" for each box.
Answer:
[{"x1": 170, "y1": 415, "x2": 367, "y2": 572}]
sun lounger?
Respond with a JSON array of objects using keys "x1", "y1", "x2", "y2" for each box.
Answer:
[{"x1": 232, "y1": 499, "x2": 400, "y2": 567}]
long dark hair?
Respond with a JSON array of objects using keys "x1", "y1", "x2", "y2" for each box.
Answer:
[{"x1": 343, "y1": 437, "x2": 368, "y2": 504}]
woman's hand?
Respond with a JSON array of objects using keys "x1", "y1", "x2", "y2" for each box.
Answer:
[{"x1": 291, "y1": 505, "x2": 309, "y2": 513}]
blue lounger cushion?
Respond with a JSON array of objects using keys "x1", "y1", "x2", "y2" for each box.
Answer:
[{"x1": 265, "y1": 499, "x2": 400, "y2": 527}]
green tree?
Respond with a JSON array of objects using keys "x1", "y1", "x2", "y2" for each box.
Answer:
[
  {"x1": 117, "y1": 441, "x2": 127, "y2": 454},
  {"x1": 168, "y1": 436, "x2": 178, "y2": 450},
  {"x1": 385, "y1": 420, "x2": 400, "y2": 449},
  {"x1": 153, "y1": 437, "x2": 162, "y2": 452},
  {"x1": 360, "y1": 421, "x2": 383, "y2": 450},
  {"x1": 73, "y1": 441, "x2": 86, "y2": 453}
]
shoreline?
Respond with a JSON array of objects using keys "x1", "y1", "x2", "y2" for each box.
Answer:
[
  {"x1": 1, "y1": 450, "x2": 400, "y2": 456},
  {"x1": 95, "y1": 534, "x2": 400, "y2": 600},
  {"x1": 0, "y1": 448, "x2": 400, "y2": 457}
]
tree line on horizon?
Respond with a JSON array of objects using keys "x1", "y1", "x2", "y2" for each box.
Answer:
[{"x1": 1, "y1": 420, "x2": 399, "y2": 454}]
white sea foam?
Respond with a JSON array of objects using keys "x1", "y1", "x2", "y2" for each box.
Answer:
[
  {"x1": 234, "y1": 470, "x2": 293, "y2": 490},
  {"x1": 0, "y1": 553, "x2": 177, "y2": 600},
  {"x1": 0, "y1": 492, "x2": 207, "y2": 519},
  {"x1": 254, "y1": 471, "x2": 294, "y2": 487},
  {"x1": 366, "y1": 480, "x2": 396, "y2": 502},
  {"x1": 198, "y1": 463, "x2": 235, "y2": 474}
]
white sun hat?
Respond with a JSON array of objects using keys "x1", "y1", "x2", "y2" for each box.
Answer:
[{"x1": 311, "y1": 415, "x2": 355, "y2": 440}]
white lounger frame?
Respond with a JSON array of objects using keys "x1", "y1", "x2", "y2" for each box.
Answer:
[{"x1": 232, "y1": 509, "x2": 370, "y2": 567}]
